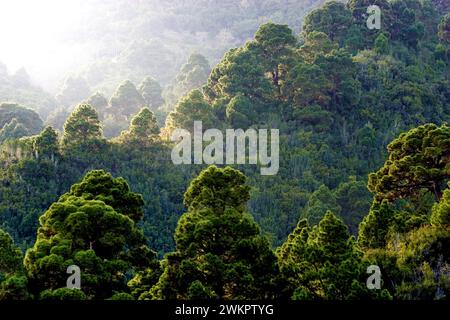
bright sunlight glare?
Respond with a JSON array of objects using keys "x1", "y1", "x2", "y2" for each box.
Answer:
[{"x1": 0, "y1": 0, "x2": 93, "y2": 88}]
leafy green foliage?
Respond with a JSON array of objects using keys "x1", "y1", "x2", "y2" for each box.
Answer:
[
  {"x1": 0, "y1": 66, "x2": 56, "y2": 119},
  {"x1": 109, "y1": 80, "x2": 145, "y2": 118},
  {"x1": 0, "y1": 119, "x2": 29, "y2": 144},
  {"x1": 68, "y1": 0, "x2": 325, "y2": 95},
  {"x1": 0, "y1": 0, "x2": 448, "y2": 301},
  {"x1": 303, "y1": 1, "x2": 352, "y2": 44},
  {"x1": 368, "y1": 124, "x2": 450, "y2": 202},
  {"x1": 62, "y1": 104, "x2": 103, "y2": 147},
  {"x1": 33, "y1": 126, "x2": 59, "y2": 160},
  {"x1": 438, "y1": 14, "x2": 450, "y2": 44},
  {"x1": 39, "y1": 287, "x2": 87, "y2": 300},
  {"x1": 393, "y1": 225, "x2": 450, "y2": 299},
  {"x1": 0, "y1": 103, "x2": 43, "y2": 143},
  {"x1": 24, "y1": 170, "x2": 157, "y2": 299},
  {"x1": 163, "y1": 54, "x2": 211, "y2": 112},
  {"x1": 431, "y1": 183, "x2": 450, "y2": 227},
  {"x1": 150, "y1": 166, "x2": 279, "y2": 300},
  {"x1": 0, "y1": 229, "x2": 23, "y2": 276},
  {"x1": 166, "y1": 89, "x2": 217, "y2": 135},
  {"x1": 358, "y1": 200, "x2": 395, "y2": 249},
  {"x1": 118, "y1": 107, "x2": 160, "y2": 144},
  {"x1": 299, "y1": 184, "x2": 341, "y2": 225},
  {"x1": 138, "y1": 77, "x2": 164, "y2": 111},
  {"x1": 84, "y1": 92, "x2": 109, "y2": 117},
  {"x1": 278, "y1": 212, "x2": 390, "y2": 299},
  {"x1": 0, "y1": 230, "x2": 29, "y2": 300},
  {"x1": 61, "y1": 170, "x2": 145, "y2": 222}
]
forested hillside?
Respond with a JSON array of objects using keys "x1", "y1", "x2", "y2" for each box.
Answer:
[
  {"x1": 0, "y1": 64, "x2": 56, "y2": 119},
  {"x1": 1, "y1": 1, "x2": 327, "y2": 125},
  {"x1": 56, "y1": 0, "x2": 326, "y2": 94},
  {"x1": 0, "y1": 0, "x2": 449, "y2": 301}
]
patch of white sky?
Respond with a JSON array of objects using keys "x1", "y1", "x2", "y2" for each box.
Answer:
[{"x1": 0, "y1": 0, "x2": 98, "y2": 90}]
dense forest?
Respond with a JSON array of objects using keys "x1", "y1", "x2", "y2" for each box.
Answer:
[{"x1": 0, "y1": 0, "x2": 449, "y2": 300}]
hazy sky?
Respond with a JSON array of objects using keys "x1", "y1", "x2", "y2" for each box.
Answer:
[
  {"x1": 0, "y1": 0, "x2": 313, "y2": 92},
  {"x1": 0, "y1": 0, "x2": 94, "y2": 89}
]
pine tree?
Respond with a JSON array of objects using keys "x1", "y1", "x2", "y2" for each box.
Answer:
[
  {"x1": 278, "y1": 212, "x2": 389, "y2": 299},
  {"x1": 204, "y1": 46, "x2": 272, "y2": 103},
  {"x1": 438, "y1": 14, "x2": 450, "y2": 44},
  {"x1": 165, "y1": 89, "x2": 216, "y2": 135},
  {"x1": 149, "y1": 166, "x2": 279, "y2": 300},
  {"x1": 109, "y1": 80, "x2": 145, "y2": 118},
  {"x1": 253, "y1": 22, "x2": 297, "y2": 94},
  {"x1": 0, "y1": 119, "x2": 29, "y2": 143},
  {"x1": 298, "y1": 31, "x2": 337, "y2": 64},
  {"x1": 85, "y1": 92, "x2": 109, "y2": 117},
  {"x1": 0, "y1": 103, "x2": 43, "y2": 135},
  {"x1": 138, "y1": 77, "x2": 164, "y2": 111},
  {"x1": 299, "y1": 184, "x2": 341, "y2": 225},
  {"x1": 119, "y1": 107, "x2": 160, "y2": 144},
  {"x1": 302, "y1": 1, "x2": 352, "y2": 44},
  {"x1": 24, "y1": 170, "x2": 157, "y2": 299},
  {"x1": 368, "y1": 124, "x2": 450, "y2": 202},
  {"x1": 60, "y1": 170, "x2": 145, "y2": 222},
  {"x1": 163, "y1": 54, "x2": 211, "y2": 110},
  {"x1": 33, "y1": 126, "x2": 59, "y2": 160},
  {"x1": 374, "y1": 33, "x2": 390, "y2": 55},
  {"x1": 0, "y1": 229, "x2": 23, "y2": 276},
  {"x1": 0, "y1": 230, "x2": 29, "y2": 300},
  {"x1": 358, "y1": 200, "x2": 395, "y2": 249},
  {"x1": 62, "y1": 104, "x2": 103, "y2": 147},
  {"x1": 431, "y1": 182, "x2": 450, "y2": 227}
]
